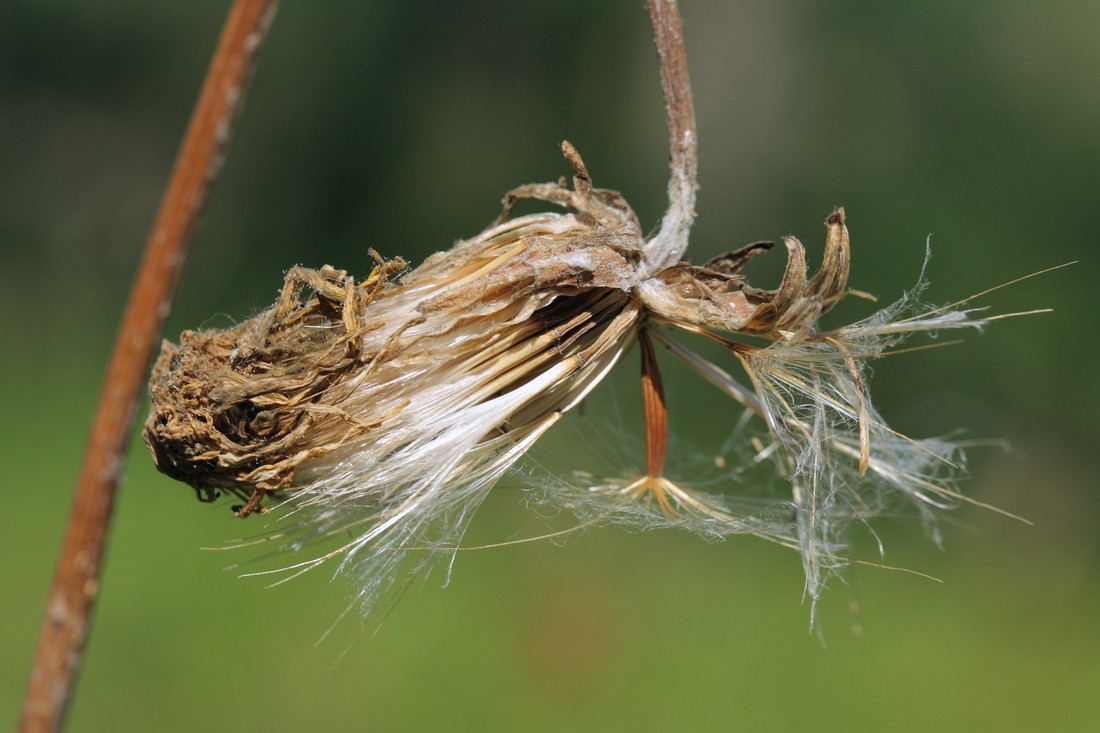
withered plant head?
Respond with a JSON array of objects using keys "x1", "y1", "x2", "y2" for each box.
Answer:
[{"x1": 145, "y1": 0, "x2": 1043, "y2": 620}]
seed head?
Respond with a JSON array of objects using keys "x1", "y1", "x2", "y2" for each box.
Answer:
[{"x1": 144, "y1": 2, "x2": 1044, "y2": 623}]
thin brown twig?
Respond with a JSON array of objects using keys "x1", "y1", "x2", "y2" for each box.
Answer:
[{"x1": 20, "y1": 2, "x2": 278, "y2": 731}]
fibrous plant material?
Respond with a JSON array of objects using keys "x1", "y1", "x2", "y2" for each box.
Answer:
[{"x1": 144, "y1": 0, "x2": 1041, "y2": 621}]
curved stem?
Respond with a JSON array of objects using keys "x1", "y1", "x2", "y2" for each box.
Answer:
[
  {"x1": 645, "y1": 0, "x2": 699, "y2": 271},
  {"x1": 19, "y1": 2, "x2": 278, "y2": 731}
]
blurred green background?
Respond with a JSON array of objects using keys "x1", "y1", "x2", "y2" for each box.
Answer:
[{"x1": 3, "y1": 1, "x2": 1098, "y2": 730}]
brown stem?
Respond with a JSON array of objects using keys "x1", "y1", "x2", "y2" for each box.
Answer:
[
  {"x1": 645, "y1": 0, "x2": 699, "y2": 270},
  {"x1": 19, "y1": 2, "x2": 278, "y2": 731},
  {"x1": 639, "y1": 330, "x2": 668, "y2": 479}
]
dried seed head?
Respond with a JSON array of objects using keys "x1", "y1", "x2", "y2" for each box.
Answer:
[
  {"x1": 145, "y1": 142, "x2": 1013, "y2": 621},
  {"x1": 145, "y1": 0, "x2": 1042, "y2": 623}
]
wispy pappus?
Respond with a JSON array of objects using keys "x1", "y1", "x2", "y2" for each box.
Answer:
[{"x1": 144, "y1": 0, "x2": 1044, "y2": 620}]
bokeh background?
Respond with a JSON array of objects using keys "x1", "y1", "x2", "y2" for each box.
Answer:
[{"x1": 3, "y1": 1, "x2": 1097, "y2": 730}]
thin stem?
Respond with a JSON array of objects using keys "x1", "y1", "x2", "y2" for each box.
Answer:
[
  {"x1": 639, "y1": 330, "x2": 668, "y2": 479},
  {"x1": 645, "y1": 0, "x2": 699, "y2": 271},
  {"x1": 19, "y1": 2, "x2": 278, "y2": 731}
]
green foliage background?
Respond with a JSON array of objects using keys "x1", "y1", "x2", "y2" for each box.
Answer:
[{"x1": 3, "y1": 1, "x2": 1097, "y2": 730}]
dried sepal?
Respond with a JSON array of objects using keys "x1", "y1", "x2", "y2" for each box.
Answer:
[{"x1": 636, "y1": 208, "x2": 850, "y2": 338}]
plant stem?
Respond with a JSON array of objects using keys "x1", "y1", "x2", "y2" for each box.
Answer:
[
  {"x1": 19, "y1": 2, "x2": 278, "y2": 731},
  {"x1": 645, "y1": 0, "x2": 699, "y2": 270}
]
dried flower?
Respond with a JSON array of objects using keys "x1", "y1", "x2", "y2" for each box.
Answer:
[{"x1": 143, "y1": 0, "x2": 1046, "y2": 621}]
